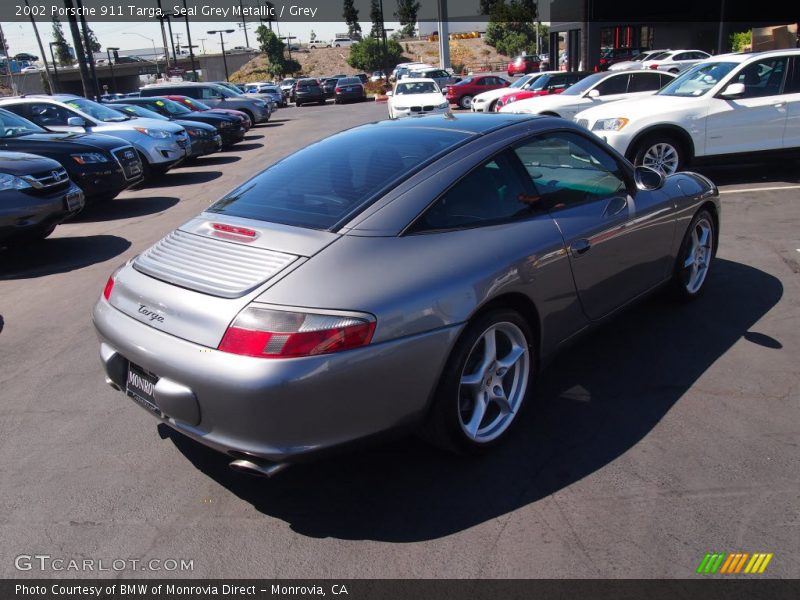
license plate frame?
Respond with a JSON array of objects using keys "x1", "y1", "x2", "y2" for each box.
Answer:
[
  {"x1": 126, "y1": 363, "x2": 160, "y2": 415},
  {"x1": 64, "y1": 190, "x2": 83, "y2": 212}
]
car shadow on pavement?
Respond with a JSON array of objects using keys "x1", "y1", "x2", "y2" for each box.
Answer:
[
  {"x1": 71, "y1": 196, "x2": 180, "y2": 223},
  {"x1": 694, "y1": 161, "x2": 800, "y2": 186},
  {"x1": 139, "y1": 170, "x2": 222, "y2": 188},
  {"x1": 190, "y1": 156, "x2": 242, "y2": 167},
  {"x1": 222, "y1": 143, "x2": 263, "y2": 152},
  {"x1": 0, "y1": 235, "x2": 131, "y2": 280},
  {"x1": 165, "y1": 258, "x2": 783, "y2": 542}
]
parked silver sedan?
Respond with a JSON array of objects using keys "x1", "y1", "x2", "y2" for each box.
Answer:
[{"x1": 93, "y1": 114, "x2": 720, "y2": 477}]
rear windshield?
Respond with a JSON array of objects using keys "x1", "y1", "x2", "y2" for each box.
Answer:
[
  {"x1": 207, "y1": 126, "x2": 470, "y2": 230},
  {"x1": 338, "y1": 78, "x2": 361, "y2": 85}
]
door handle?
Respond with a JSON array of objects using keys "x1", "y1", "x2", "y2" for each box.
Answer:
[{"x1": 569, "y1": 239, "x2": 591, "y2": 257}]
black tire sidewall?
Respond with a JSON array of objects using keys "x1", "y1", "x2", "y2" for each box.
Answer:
[
  {"x1": 672, "y1": 209, "x2": 715, "y2": 301},
  {"x1": 426, "y1": 308, "x2": 535, "y2": 455},
  {"x1": 459, "y1": 95, "x2": 473, "y2": 110}
]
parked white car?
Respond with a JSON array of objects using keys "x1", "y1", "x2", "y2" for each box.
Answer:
[
  {"x1": 471, "y1": 72, "x2": 559, "y2": 112},
  {"x1": 642, "y1": 49, "x2": 711, "y2": 74},
  {"x1": 500, "y1": 70, "x2": 675, "y2": 120},
  {"x1": 574, "y1": 49, "x2": 800, "y2": 175},
  {"x1": 387, "y1": 78, "x2": 449, "y2": 119},
  {"x1": 608, "y1": 49, "x2": 671, "y2": 71},
  {"x1": 331, "y1": 37, "x2": 353, "y2": 48}
]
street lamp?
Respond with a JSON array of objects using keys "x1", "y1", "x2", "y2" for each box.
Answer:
[
  {"x1": 207, "y1": 29, "x2": 235, "y2": 81},
  {"x1": 283, "y1": 35, "x2": 296, "y2": 60},
  {"x1": 106, "y1": 46, "x2": 119, "y2": 94},
  {"x1": 123, "y1": 32, "x2": 160, "y2": 78},
  {"x1": 48, "y1": 41, "x2": 66, "y2": 93},
  {"x1": 382, "y1": 28, "x2": 394, "y2": 83}
]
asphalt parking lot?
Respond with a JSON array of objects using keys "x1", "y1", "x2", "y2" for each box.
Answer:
[{"x1": 0, "y1": 101, "x2": 798, "y2": 579}]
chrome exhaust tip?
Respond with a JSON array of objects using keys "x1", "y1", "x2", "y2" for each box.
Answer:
[
  {"x1": 228, "y1": 458, "x2": 290, "y2": 478},
  {"x1": 105, "y1": 377, "x2": 122, "y2": 392}
]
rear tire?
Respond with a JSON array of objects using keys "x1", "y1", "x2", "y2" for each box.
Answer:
[
  {"x1": 458, "y1": 94, "x2": 473, "y2": 110},
  {"x1": 671, "y1": 209, "x2": 716, "y2": 300},
  {"x1": 425, "y1": 308, "x2": 534, "y2": 455}
]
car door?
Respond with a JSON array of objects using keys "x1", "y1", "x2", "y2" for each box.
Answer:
[
  {"x1": 704, "y1": 56, "x2": 789, "y2": 155},
  {"x1": 511, "y1": 131, "x2": 675, "y2": 320},
  {"x1": 199, "y1": 86, "x2": 224, "y2": 108},
  {"x1": 781, "y1": 55, "x2": 800, "y2": 148}
]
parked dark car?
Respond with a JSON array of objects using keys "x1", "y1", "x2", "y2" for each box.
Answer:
[
  {"x1": 333, "y1": 77, "x2": 366, "y2": 104},
  {"x1": 294, "y1": 79, "x2": 326, "y2": 106},
  {"x1": 599, "y1": 47, "x2": 649, "y2": 71},
  {"x1": 322, "y1": 76, "x2": 343, "y2": 97},
  {"x1": 355, "y1": 73, "x2": 369, "y2": 84},
  {"x1": 140, "y1": 83, "x2": 270, "y2": 124},
  {"x1": 0, "y1": 151, "x2": 84, "y2": 245},
  {"x1": 107, "y1": 104, "x2": 222, "y2": 159},
  {"x1": 161, "y1": 95, "x2": 251, "y2": 131},
  {"x1": 107, "y1": 97, "x2": 244, "y2": 147},
  {"x1": 0, "y1": 107, "x2": 142, "y2": 202}
]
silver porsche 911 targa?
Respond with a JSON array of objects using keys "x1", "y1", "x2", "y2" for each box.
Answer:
[{"x1": 93, "y1": 114, "x2": 719, "y2": 477}]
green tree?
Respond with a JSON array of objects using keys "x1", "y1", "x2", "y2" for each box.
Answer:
[
  {"x1": 81, "y1": 25, "x2": 101, "y2": 53},
  {"x1": 369, "y1": 0, "x2": 384, "y2": 39},
  {"x1": 51, "y1": 18, "x2": 72, "y2": 66},
  {"x1": 256, "y1": 25, "x2": 290, "y2": 78},
  {"x1": 348, "y1": 36, "x2": 404, "y2": 72},
  {"x1": 729, "y1": 30, "x2": 751, "y2": 52},
  {"x1": 395, "y1": 0, "x2": 421, "y2": 39},
  {"x1": 483, "y1": 0, "x2": 539, "y2": 57},
  {"x1": 342, "y1": 0, "x2": 362, "y2": 40}
]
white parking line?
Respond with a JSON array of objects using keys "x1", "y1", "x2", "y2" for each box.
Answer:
[{"x1": 720, "y1": 185, "x2": 800, "y2": 194}]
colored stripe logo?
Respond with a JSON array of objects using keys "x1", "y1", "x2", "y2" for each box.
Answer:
[{"x1": 697, "y1": 552, "x2": 773, "y2": 574}]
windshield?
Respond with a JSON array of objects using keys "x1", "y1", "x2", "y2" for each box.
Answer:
[
  {"x1": 113, "y1": 104, "x2": 168, "y2": 121},
  {"x1": 150, "y1": 98, "x2": 192, "y2": 116},
  {"x1": 395, "y1": 81, "x2": 440, "y2": 94},
  {"x1": 211, "y1": 84, "x2": 238, "y2": 98},
  {"x1": 65, "y1": 98, "x2": 130, "y2": 122},
  {"x1": 338, "y1": 78, "x2": 360, "y2": 85},
  {"x1": 207, "y1": 127, "x2": 469, "y2": 230},
  {"x1": 510, "y1": 74, "x2": 536, "y2": 89},
  {"x1": 181, "y1": 97, "x2": 211, "y2": 111},
  {"x1": 0, "y1": 108, "x2": 46, "y2": 136},
  {"x1": 658, "y1": 62, "x2": 737, "y2": 97},
  {"x1": 529, "y1": 76, "x2": 553, "y2": 91},
  {"x1": 262, "y1": 86, "x2": 280, "y2": 93},
  {"x1": 560, "y1": 73, "x2": 606, "y2": 95}
]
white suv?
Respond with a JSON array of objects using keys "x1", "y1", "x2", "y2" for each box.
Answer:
[
  {"x1": 574, "y1": 49, "x2": 800, "y2": 174},
  {"x1": 332, "y1": 37, "x2": 353, "y2": 48}
]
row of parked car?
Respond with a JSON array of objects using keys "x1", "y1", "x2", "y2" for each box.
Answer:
[
  {"x1": 386, "y1": 49, "x2": 800, "y2": 177},
  {"x1": 0, "y1": 81, "x2": 279, "y2": 247}
]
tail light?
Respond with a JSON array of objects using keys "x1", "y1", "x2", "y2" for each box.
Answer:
[
  {"x1": 335, "y1": 87, "x2": 342, "y2": 93},
  {"x1": 102, "y1": 275, "x2": 115, "y2": 301},
  {"x1": 219, "y1": 306, "x2": 376, "y2": 359},
  {"x1": 649, "y1": 64, "x2": 658, "y2": 69}
]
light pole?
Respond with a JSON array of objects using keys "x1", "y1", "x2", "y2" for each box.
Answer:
[
  {"x1": 382, "y1": 28, "x2": 394, "y2": 83},
  {"x1": 283, "y1": 35, "x2": 296, "y2": 60},
  {"x1": 181, "y1": 0, "x2": 198, "y2": 81},
  {"x1": 106, "y1": 47, "x2": 119, "y2": 94},
  {"x1": 123, "y1": 32, "x2": 160, "y2": 78},
  {"x1": 208, "y1": 29, "x2": 235, "y2": 81},
  {"x1": 48, "y1": 42, "x2": 65, "y2": 93},
  {"x1": 238, "y1": 0, "x2": 250, "y2": 47},
  {"x1": 198, "y1": 38, "x2": 207, "y2": 54}
]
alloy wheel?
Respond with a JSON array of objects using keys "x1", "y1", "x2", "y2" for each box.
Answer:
[
  {"x1": 682, "y1": 216, "x2": 714, "y2": 294},
  {"x1": 642, "y1": 142, "x2": 680, "y2": 175}
]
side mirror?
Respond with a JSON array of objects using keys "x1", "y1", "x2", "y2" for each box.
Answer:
[
  {"x1": 719, "y1": 82, "x2": 745, "y2": 98},
  {"x1": 634, "y1": 165, "x2": 666, "y2": 191},
  {"x1": 66, "y1": 116, "x2": 86, "y2": 128},
  {"x1": 385, "y1": 90, "x2": 393, "y2": 96},
  {"x1": 586, "y1": 89, "x2": 600, "y2": 98}
]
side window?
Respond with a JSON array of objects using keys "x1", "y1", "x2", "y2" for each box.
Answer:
[
  {"x1": 786, "y1": 57, "x2": 800, "y2": 94},
  {"x1": 595, "y1": 74, "x2": 628, "y2": 95},
  {"x1": 27, "y1": 102, "x2": 72, "y2": 126},
  {"x1": 659, "y1": 73, "x2": 674, "y2": 87},
  {"x1": 410, "y1": 152, "x2": 530, "y2": 232},
  {"x1": 200, "y1": 87, "x2": 221, "y2": 99},
  {"x1": 732, "y1": 57, "x2": 788, "y2": 98},
  {"x1": 673, "y1": 53, "x2": 691, "y2": 61},
  {"x1": 512, "y1": 132, "x2": 627, "y2": 211},
  {"x1": 628, "y1": 72, "x2": 663, "y2": 92}
]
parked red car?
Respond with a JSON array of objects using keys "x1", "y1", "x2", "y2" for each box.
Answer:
[
  {"x1": 163, "y1": 95, "x2": 252, "y2": 131},
  {"x1": 445, "y1": 75, "x2": 509, "y2": 109},
  {"x1": 507, "y1": 54, "x2": 541, "y2": 77},
  {"x1": 494, "y1": 71, "x2": 590, "y2": 111}
]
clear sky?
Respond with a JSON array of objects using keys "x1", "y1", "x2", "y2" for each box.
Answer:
[{"x1": 3, "y1": 19, "x2": 402, "y2": 59}]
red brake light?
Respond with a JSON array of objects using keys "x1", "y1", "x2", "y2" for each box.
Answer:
[
  {"x1": 649, "y1": 64, "x2": 658, "y2": 69},
  {"x1": 211, "y1": 223, "x2": 257, "y2": 238},
  {"x1": 218, "y1": 307, "x2": 376, "y2": 358},
  {"x1": 103, "y1": 275, "x2": 115, "y2": 301},
  {"x1": 335, "y1": 87, "x2": 342, "y2": 93}
]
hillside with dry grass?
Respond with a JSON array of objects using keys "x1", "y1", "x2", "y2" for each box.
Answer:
[{"x1": 229, "y1": 37, "x2": 511, "y2": 82}]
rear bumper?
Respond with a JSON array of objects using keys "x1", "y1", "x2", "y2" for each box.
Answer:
[{"x1": 92, "y1": 298, "x2": 461, "y2": 462}]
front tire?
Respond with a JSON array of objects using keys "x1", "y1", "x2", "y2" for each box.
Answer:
[
  {"x1": 425, "y1": 309, "x2": 534, "y2": 455},
  {"x1": 631, "y1": 133, "x2": 686, "y2": 175},
  {"x1": 672, "y1": 209, "x2": 716, "y2": 300},
  {"x1": 458, "y1": 94, "x2": 473, "y2": 110}
]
